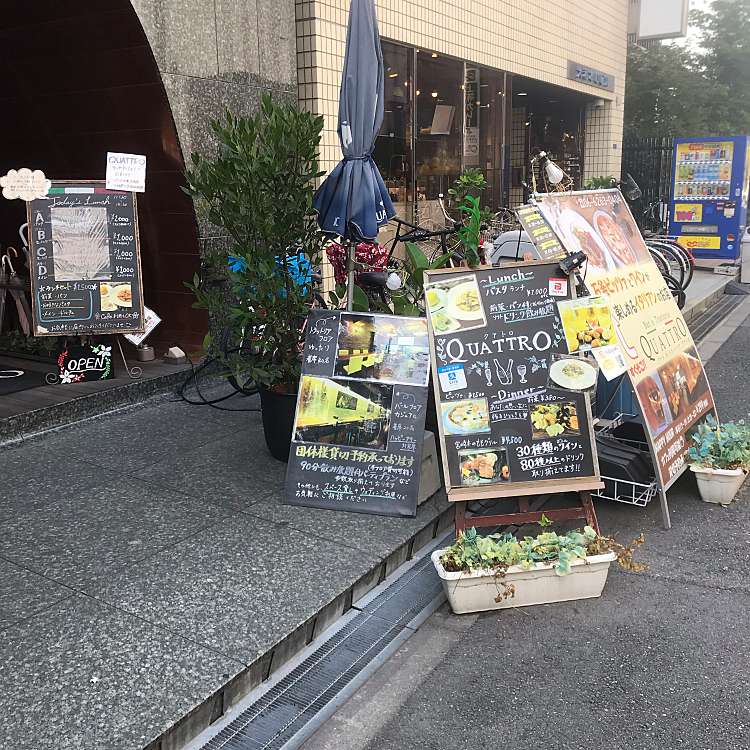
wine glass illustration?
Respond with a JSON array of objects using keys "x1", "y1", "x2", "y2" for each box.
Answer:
[{"x1": 516, "y1": 364, "x2": 528, "y2": 384}]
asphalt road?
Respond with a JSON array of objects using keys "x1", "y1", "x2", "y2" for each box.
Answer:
[{"x1": 303, "y1": 316, "x2": 750, "y2": 750}]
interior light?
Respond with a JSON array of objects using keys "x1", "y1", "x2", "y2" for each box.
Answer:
[
  {"x1": 516, "y1": 92, "x2": 528, "y2": 96},
  {"x1": 388, "y1": 72, "x2": 398, "y2": 78},
  {"x1": 431, "y1": 52, "x2": 438, "y2": 58},
  {"x1": 431, "y1": 91, "x2": 438, "y2": 98},
  {"x1": 416, "y1": 89, "x2": 421, "y2": 96}
]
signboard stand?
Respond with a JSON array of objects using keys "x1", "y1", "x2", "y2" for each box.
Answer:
[
  {"x1": 115, "y1": 335, "x2": 142, "y2": 379},
  {"x1": 454, "y1": 490, "x2": 599, "y2": 535}
]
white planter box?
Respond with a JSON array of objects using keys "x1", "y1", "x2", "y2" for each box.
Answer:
[
  {"x1": 690, "y1": 465, "x2": 747, "y2": 505},
  {"x1": 432, "y1": 549, "x2": 617, "y2": 614}
]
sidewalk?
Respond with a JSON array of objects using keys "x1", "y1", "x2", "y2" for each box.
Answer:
[
  {"x1": 0, "y1": 280, "x2": 745, "y2": 750},
  {"x1": 0, "y1": 392, "x2": 451, "y2": 750}
]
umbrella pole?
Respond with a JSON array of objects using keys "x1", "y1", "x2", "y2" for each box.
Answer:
[{"x1": 345, "y1": 237, "x2": 355, "y2": 311}]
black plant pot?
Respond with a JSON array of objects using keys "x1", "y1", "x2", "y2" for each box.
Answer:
[{"x1": 258, "y1": 385, "x2": 297, "y2": 462}]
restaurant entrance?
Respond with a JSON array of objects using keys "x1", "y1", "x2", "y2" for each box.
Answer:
[{"x1": 0, "y1": 1, "x2": 200, "y2": 428}]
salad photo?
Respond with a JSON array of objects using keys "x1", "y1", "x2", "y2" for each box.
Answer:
[{"x1": 441, "y1": 397, "x2": 491, "y2": 435}]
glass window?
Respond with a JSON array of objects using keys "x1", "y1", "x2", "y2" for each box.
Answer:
[{"x1": 373, "y1": 41, "x2": 413, "y2": 219}]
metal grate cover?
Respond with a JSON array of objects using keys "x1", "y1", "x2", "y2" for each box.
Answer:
[{"x1": 197, "y1": 544, "x2": 447, "y2": 750}]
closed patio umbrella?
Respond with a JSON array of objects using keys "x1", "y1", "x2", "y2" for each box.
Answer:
[{"x1": 313, "y1": 0, "x2": 396, "y2": 308}]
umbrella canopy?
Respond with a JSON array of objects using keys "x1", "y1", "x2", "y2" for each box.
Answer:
[{"x1": 313, "y1": 0, "x2": 396, "y2": 241}]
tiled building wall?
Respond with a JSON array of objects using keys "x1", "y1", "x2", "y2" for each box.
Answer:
[{"x1": 296, "y1": 0, "x2": 627, "y2": 181}]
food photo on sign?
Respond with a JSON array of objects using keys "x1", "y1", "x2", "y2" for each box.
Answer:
[{"x1": 534, "y1": 189, "x2": 718, "y2": 491}]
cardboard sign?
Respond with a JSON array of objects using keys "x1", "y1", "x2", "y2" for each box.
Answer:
[
  {"x1": 424, "y1": 262, "x2": 601, "y2": 500},
  {"x1": 57, "y1": 343, "x2": 113, "y2": 384},
  {"x1": 534, "y1": 189, "x2": 718, "y2": 489},
  {"x1": 27, "y1": 181, "x2": 145, "y2": 336},
  {"x1": 285, "y1": 311, "x2": 430, "y2": 517},
  {"x1": 106, "y1": 153, "x2": 146, "y2": 193}
]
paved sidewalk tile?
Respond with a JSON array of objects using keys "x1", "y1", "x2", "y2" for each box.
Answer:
[
  {"x1": 1, "y1": 478, "x2": 230, "y2": 587},
  {"x1": 0, "y1": 558, "x2": 73, "y2": 627},
  {"x1": 0, "y1": 595, "x2": 242, "y2": 750},
  {"x1": 85, "y1": 514, "x2": 382, "y2": 664}
]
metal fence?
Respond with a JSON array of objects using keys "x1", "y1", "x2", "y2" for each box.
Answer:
[{"x1": 621, "y1": 135, "x2": 674, "y2": 232}]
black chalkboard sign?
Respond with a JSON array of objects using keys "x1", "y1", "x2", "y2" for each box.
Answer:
[
  {"x1": 424, "y1": 261, "x2": 600, "y2": 501},
  {"x1": 516, "y1": 204, "x2": 567, "y2": 262},
  {"x1": 27, "y1": 181, "x2": 145, "y2": 336},
  {"x1": 285, "y1": 310, "x2": 430, "y2": 517},
  {"x1": 57, "y1": 343, "x2": 114, "y2": 384}
]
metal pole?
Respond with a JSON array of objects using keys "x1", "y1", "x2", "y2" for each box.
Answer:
[
  {"x1": 345, "y1": 238, "x2": 355, "y2": 311},
  {"x1": 658, "y1": 487, "x2": 672, "y2": 529}
]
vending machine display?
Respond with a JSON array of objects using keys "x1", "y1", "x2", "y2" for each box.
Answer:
[{"x1": 669, "y1": 136, "x2": 750, "y2": 261}]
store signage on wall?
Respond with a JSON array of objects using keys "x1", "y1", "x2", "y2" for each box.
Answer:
[
  {"x1": 106, "y1": 152, "x2": 147, "y2": 193},
  {"x1": 567, "y1": 61, "x2": 615, "y2": 92},
  {"x1": 534, "y1": 189, "x2": 717, "y2": 490},
  {"x1": 0, "y1": 168, "x2": 51, "y2": 201},
  {"x1": 27, "y1": 181, "x2": 146, "y2": 337},
  {"x1": 57, "y1": 343, "x2": 113, "y2": 384},
  {"x1": 423, "y1": 262, "x2": 601, "y2": 500},
  {"x1": 463, "y1": 67, "x2": 480, "y2": 168},
  {"x1": 285, "y1": 310, "x2": 430, "y2": 518}
]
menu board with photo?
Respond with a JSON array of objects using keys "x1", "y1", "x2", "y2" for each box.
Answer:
[
  {"x1": 534, "y1": 189, "x2": 718, "y2": 489},
  {"x1": 423, "y1": 262, "x2": 601, "y2": 500},
  {"x1": 285, "y1": 310, "x2": 430, "y2": 517},
  {"x1": 27, "y1": 181, "x2": 145, "y2": 336}
]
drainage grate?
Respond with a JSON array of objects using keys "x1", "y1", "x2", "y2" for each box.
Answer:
[
  {"x1": 195, "y1": 540, "x2": 448, "y2": 750},
  {"x1": 689, "y1": 294, "x2": 744, "y2": 343}
]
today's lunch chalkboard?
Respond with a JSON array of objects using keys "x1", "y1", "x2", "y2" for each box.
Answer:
[
  {"x1": 285, "y1": 310, "x2": 430, "y2": 518},
  {"x1": 27, "y1": 181, "x2": 145, "y2": 336},
  {"x1": 423, "y1": 261, "x2": 601, "y2": 500}
]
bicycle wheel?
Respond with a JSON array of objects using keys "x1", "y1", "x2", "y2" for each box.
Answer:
[
  {"x1": 664, "y1": 273, "x2": 686, "y2": 310},
  {"x1": 647, "y1": 240, "x2": 685, "y2": 289},
  {"x1": 659, "y1": 237, "x2": 694, "y2": 290},
  {"x1": 648, "y1": 245, "x2": 671, "y2": 278}
]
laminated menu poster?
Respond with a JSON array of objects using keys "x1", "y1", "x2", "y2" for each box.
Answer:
[
  {"x1": 285, "y1": 310, "x2": 430, "y2": 517},
  {"x1": 515, "y1": 204, "x2": 567, "y2": 262},
  {"x1": 534, "y1": 189, "x2": 718, "y2": 489},
  {"x1": 423, "y1": 262, "x2": 601, "y2": 500},
  {"x1": 27, "y1": 181, "x2": 145, "y2": 336}
]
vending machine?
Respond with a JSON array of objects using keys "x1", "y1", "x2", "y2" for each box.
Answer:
[{"x1": 669, "y1": 136, "x2": 750, "y2": 261}]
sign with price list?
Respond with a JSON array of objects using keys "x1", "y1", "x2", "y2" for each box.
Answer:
[
  {"x1": 26, "y1": 181, "x2": 145, "y2": 336},
  {"x1": 285, "y1": 310, "x2": 430, "y2": 517},
  {"x1": 423, "y1": 261, "x2": 601, "y2": 503}
]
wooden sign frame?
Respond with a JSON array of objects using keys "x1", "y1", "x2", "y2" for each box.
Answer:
[
  {"x1": 27, "y1": 180, "x2": 145, "y2": 336},
  {"x1": 424, "y1": 261, "x2": 603, "y2": 533}
]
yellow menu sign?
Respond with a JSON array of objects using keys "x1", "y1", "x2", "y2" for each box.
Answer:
[{"x1": 535, "y1": 190, "x2": 718, "y2": 490}]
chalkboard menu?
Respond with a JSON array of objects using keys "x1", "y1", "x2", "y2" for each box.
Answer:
[
  {"x1": 424, "y1": 262, "x2": 601, "y2": 500},
  {"x1": 516, "y1": 204, "x2": 567, "y2": 261},
  {"x1": 26, "y1": 181, "x2": 145, "y2": 336},
  {"x1": 285, "y1": 310, "x2": 430, "y2": 517}
]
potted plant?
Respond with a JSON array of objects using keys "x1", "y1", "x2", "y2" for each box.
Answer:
[
  {"x1": 689, "y1": 415, "x2": 750, "y2": 505},
  {"x1": 185, "y1": 95, "x2": 327, "y2": 461},
  {"x1": 432, "y1": 522, "x2": 645, "y2": 614}
]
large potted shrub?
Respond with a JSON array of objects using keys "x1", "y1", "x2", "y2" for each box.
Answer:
[
  {"x1": 689, "y1": 415, "x2": 750, "y2": 505},
  {"x1": 185, "y1": 95, "x2": 327, "y2": 460}
]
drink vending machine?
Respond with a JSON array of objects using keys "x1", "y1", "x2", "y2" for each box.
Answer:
[{"x1": 669, "y1": 136, "x2": 750, "y2": 262}]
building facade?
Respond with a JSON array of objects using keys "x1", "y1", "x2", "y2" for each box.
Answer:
[{"x1": 297, "y1": 0, "x2": 627, "y2": 220}]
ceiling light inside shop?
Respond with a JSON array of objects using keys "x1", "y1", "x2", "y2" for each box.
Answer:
[
  {"x1": 416, "y1": 89, "x2": 421, "y2": 95},
  {"x1": 431, "y1": 52, "x2": 438, "y2": 57},
  {"x1": 389, "y1": 72, "x2": 398, "y2": 78},
  {"x1": 431, "y1": 91, "x2": 438, "y2": 98},
  {"x1": 516, "y1": 92, "x2": 528, "y2": 96}
]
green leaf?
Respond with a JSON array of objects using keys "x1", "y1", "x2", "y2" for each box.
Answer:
[
  {"x1": 352, "y1": 285, "x2": 370, "y2": 312},
  {"x1": 539, "y1": 513, "x2": 553, "y2": 528},
  {"x1": 405, "y1": 241, "x2": 429, "y2": 285}
]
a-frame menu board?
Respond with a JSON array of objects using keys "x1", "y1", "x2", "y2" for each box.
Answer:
[{"x1": 423, "y1": 261, "x2": 602, "y2": 528}]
